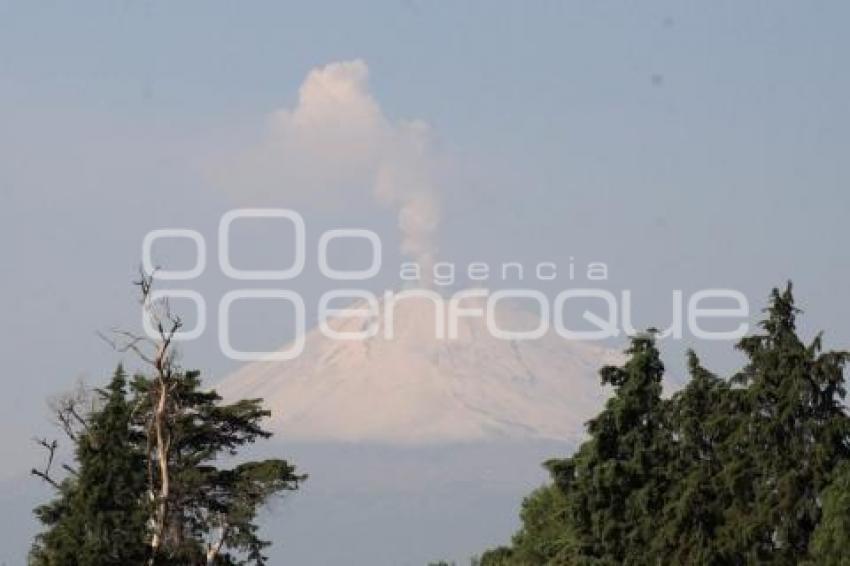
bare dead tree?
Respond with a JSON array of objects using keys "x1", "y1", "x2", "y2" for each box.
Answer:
[{"x1": 98, "y1": 267, "x2": 183, "y2": 565}]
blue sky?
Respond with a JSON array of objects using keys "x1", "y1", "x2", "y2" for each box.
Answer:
[
  {"x1": 4, "y1": 0, "x2": 850, "y2": 451},
  {"x1": 2, "y1": 1, "x2": 850, "y2": 561}
]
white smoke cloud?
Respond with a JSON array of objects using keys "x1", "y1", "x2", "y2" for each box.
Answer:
[{"x1": 217, "y1": 59, "x2": 441, "y2": 273}]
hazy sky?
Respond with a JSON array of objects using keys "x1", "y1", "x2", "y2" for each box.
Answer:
[{"x1": 2, "y1": 1, "x2": 850, "y2": 561}]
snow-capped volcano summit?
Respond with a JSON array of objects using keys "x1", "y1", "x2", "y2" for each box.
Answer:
[{"x1": 216, "y1": 293, "x2": 621, "y2": 444}]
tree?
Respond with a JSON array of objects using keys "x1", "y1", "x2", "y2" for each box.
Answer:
[
  {"x1": 567, "y1": 332, "x2": 669, "y2": 564},
  {"x1": 105, "y1": 270, "x2": 305, "y2": 564},
  {"x1": 129, "y1": 369, "x2": 304, "y2": 564},
  {"x1": 479, "y1": 546, "x2": 514, "y2": 566},
  {"x1": 32, "y1": 271, "x2": 305, "y2": 565},
  {"x1": 507, "y1": 483, "x2": 574, "y2": 564},
  {"x1": 650, "y1": 351, "x2": 731, "y2": 565},
  {"x1": 808, "y1": 462, "x2": 850, "y2": 565},
  {"x1": 726, "y1": 283, "x2": 850, "y2": 563},
  {"x1": 483, "y1": 283, "x2": 850, "y2": 565},
  {"x1": 481, "y1": 333, "x2": 670, "y2": 565},
  {"x1": 30, "y1": 366, "x2": 149, "y2": 565}
]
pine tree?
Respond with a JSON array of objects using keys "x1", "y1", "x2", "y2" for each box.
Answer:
[
  {"x1": 479, "y1": 546, "x2": 514, "y2": 565},
  {"x1": 31, "y1": 274, "x2": 305, "y2": 564},
  {"x1": 543, "y1": 332, "x2": 670, "y2": 564},
  {"x1": 808, "y1": 462, "x2": 850, "y2": 565},
  {"x1": 30, "y1": 366, "x2": 148, "y2": 565},
  {"x1": 651, "y1": 351, "x2": 731, "y2": 565},
  {"x1": 481, "y1": 284, "x2": 850, "y2": 565},
  {"x1": 584, "y1": 333, "x2": 668, "y2": 563},
  {"x1": 130, "y1": 369, "x2": 304, "y2": 565},
  {"x1": 502, "y1": 484, "x2": 573, "y2": 564},
  {"x1": 728, "y1": 283, "x2": 850, "y2": 562}
]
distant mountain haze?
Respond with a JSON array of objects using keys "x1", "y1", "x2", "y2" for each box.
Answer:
[
  {"x1": 218, "y1": 293, "x2": 622, "y2": 444},
  {"x1": 212, "y1": 293, "x2": 624, "y2": 563}
]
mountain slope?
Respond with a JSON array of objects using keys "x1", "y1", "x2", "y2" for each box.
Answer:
[{"x1": 217, "y1": 293, "x2": 621, "y2": 444}]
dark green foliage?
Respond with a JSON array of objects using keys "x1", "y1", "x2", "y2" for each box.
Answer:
[
  {"x1": 132, "y1": 370, "x2": 305, "y2": 565},
  {"x1": 479, "y1": 546, "x2": 514, "y2": 565},
  {"x1": 725, "y1": 284, "x2": 850, "y2": 563},
  {"x1": 571, "y1": 333, "x2": 669, "y2": 564},
  {"x1": 485, "y1": 284, "x2": 850, "y2": 565},
  {"x1": 808, "y1": 462, "x2": 850, "y2": 565},
  {"x1": 508, "y1": 484, "x2": 573, "y2": 564},
  {"x1": 30, "y1": 366, "x2": 149, "y2": 565},
  {"x1": 650, "y1": 351, "x2": 731, "y2": 565},
  {"x1": 31, "y1": 367, "x2": 303, "y2": 565}
]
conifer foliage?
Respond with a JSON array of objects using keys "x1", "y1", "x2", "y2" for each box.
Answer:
[
  {"x1": 483, "y1": 284, "x2": 850, "y2": 565},
  {"x1": 30, "y1": 274, "x2": 304, "y2": 565},
  {"x1": 30, "y1": 366, "x2": 148, "y2": 565},
  {"x1": 31, "y1": 365, "x2": 303, "y2": 565}
]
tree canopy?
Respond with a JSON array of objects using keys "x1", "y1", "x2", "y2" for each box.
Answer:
[
  {"x1": 31, "y1": 365, "x2": 303, "y2": 566},
  {"x1": 483, "y1": 283, "x2": 850, "y2": 565}
]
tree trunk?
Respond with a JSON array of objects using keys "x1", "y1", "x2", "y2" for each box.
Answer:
[{"x1": 148, "y1": 375, "x2": 171, "y2": 564}]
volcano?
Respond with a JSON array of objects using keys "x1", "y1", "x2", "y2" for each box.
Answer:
[{"x1": 217, "y1": 293, "x2": 622, "y2": 444}]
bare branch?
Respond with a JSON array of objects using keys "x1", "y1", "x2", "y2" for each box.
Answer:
[
  {"x1": 31, "y1": 438, "x2": 60, "y2": 489},
  {"x1": 50, "y1": 382, "x2": 92, "y2": 442},
  {"x1": 133, "y1": 265, "x2": 157, "y2": 303},
  {"x1": 97, "y1": 329, "x2": 157, "y2": 365}
]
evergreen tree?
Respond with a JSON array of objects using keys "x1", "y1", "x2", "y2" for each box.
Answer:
[
  {"x1": 507, "y1": 483, "x2": 574, "y2": 564},
  {"x1": 650, "y1": 351, "x2": 731, "y2": 565},
  {"x1": 31, "y1": 366, "x2": 304, "y2": 566},
  {"x1": 479, "y1": 546, "x2": 514, "y2": 565},
  {"x1": 517, "y1": 332, "x2": 670, "y2": 565},
  {"x1": 569, "y1": 333, "x2": 669, "y2": 564},
  {"x1": 808, "y1": 462, "x2": 850, "y2": 565},
  {"x1": 30, "y1": 366, "x2": 149, "y2": 565},
  {"x1": 484, "y1": 284, "x2": 850, "y2": 565},
  {"x1": 727, "y1": 283, "x2": 850, "y2": 563},
  {"x1": 130, "y1": 369, "x2": 304, "y2": 565}
]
